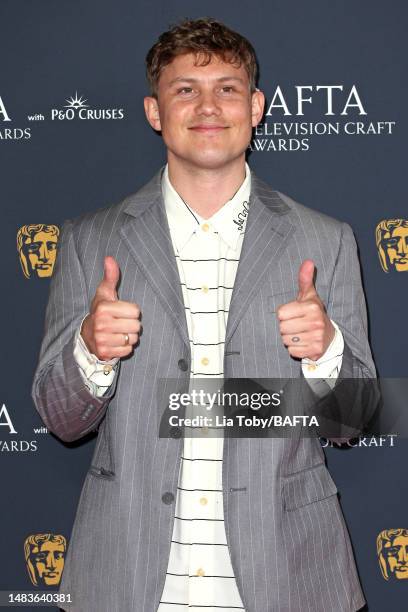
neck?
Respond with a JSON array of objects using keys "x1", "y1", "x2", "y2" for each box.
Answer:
[{"x1": 167, "y1": 155, "x2": 247, "y2": 219}]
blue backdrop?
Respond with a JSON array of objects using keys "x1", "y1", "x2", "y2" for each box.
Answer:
[{"x1": 1, "y1": 0, "x2": 406, "y2": 610}]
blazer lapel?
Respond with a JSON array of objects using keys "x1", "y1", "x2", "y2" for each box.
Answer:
[
  {"x1": 118, "y1": 168, "x2": 190, "y2": 350},
  {"x1": 225, "y1": 172, "x2": 295, "y2": 346}
]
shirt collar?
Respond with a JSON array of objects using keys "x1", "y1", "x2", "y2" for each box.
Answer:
[{"x1": 162, "y1": 163, "x2": 251, "y2": 252}]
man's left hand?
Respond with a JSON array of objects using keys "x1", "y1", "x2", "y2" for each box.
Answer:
[{"x1": 277, "y1": 260, "x2": 335, "y2": 362}]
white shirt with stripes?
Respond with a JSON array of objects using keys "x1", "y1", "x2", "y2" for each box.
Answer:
[
  {"x1": 157, "y1": 164, "x2": 251, "y2": 611},
  {"x1": 73, "y1": 163, "x2": 344, "y2": 611}
]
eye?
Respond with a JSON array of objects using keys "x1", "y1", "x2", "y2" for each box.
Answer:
[
  {"x1": 220, "y1": 86, "x2": 235, "y2": 94},
  {"x1": 177, "y1": 87, "x2": 194, "y2": 95}
]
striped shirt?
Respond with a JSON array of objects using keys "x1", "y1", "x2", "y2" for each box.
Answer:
[{"x1": 157, "y1": 164, "x2": 251, "y2": 611}]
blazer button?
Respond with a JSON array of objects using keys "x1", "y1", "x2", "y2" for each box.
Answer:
[
  {"x1": 161, "y1": 492, "x2": 174, "y2": 505},
  {"x1": 170, "y1": 427, "x2": 182, "y2": 439},
  {"x1": 177, "y1": 358, "x2": 189, "y2": 372}
]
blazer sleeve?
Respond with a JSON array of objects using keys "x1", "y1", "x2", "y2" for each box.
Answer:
[
  {"x1": 31, "y1": 219, "x2": 120, "y2": 442},
  {"x1": 327, "y1": 222, "x2": 376, "y2": 379}
]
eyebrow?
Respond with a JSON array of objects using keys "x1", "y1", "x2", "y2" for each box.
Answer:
[{"x1": 167, "y1": 76, "x2": 246, "y2": 87}]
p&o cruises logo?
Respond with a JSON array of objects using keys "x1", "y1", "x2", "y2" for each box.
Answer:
[{"x1": 51, "y1": 92, "x2": 124, "y2": 121}]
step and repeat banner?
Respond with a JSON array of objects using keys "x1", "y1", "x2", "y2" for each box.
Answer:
[{"x1": 1, "y1": 1, "x2": 407, "y2": 610}]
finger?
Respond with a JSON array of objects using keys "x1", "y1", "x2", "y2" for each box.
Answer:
[
  {"x1": 281, "y1": 331, "x2": 319, "y2": 347},
  {"x1": 297, "y1": 259, "x2": 316, "y2": 302},
  {"x1": 96, "y1": 300, "x2": 141, "y2": 319},
  {"x1": 287, "y1": 346, "x2": 310, "y2": 359},
  {"x1": 98, "y1": 332, "x2": 140, "y2": 347},
  {"x1": 95, "y1": 319, "x2": 141, "y2": 334},
  {"x1": 279, "y1": 317, "x2": 312, "y2": 336},
  {"x1": 277, "y1": 300, "x2": 307, "y2": 321},
  {"x1": 95, "y1": 344, "x2": 134, "y2": 361},
  {"x1": 97, "y1": 256, "x2": 121, "y2": 301}
]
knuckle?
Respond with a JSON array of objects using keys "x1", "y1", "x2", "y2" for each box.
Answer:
[
  {"x1": 98, "y1": 349, "x2": 109, "y2": 360},
  {"x1": 310, "y1": 302, "x2": 321, "y2": 314},
  {"x1": 94, "y1": 320, "x2": 106, "y2": 333},
  {"x1": 95, "y1": 301, "x2": 106, "y2": 314}
]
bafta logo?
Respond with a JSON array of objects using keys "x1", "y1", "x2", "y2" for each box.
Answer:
[
  {"x1": 24, "y1": 533, "x2": 66, "y2": 587},
  {"x1": 17, "y1": 224, "x2": 59, "y2": 278},
  {"x1": 377, "y1": 529, "x2": 408, "y2": 580},
  {"x1": 375, "y1": 219, "x2": 408, "y2": 272}
]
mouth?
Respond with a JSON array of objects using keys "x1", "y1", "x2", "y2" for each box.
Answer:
[
  {"x1": 395, "y1": 258, "x2": 408, "y2": 264},
  {"x1": 188, "y1": 125, "x2": 228, "y2": 133},
  {"x1": 35, "y1": 264, "x2": 51, "y2": 269}
]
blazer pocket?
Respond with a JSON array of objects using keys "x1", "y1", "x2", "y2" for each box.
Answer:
[
  {"x1": 88, "y1": 419, "x2": 115, "y2": 480},
  {"x1": 282, "y1": 463, "x2": 337, "y2": 511}
]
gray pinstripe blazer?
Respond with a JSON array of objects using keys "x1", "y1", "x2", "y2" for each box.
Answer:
[{"x1": 32, "y1": 168, "x2": 375, "y2": 612}]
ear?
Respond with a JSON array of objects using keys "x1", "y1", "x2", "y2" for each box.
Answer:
[
  {"x1": 251, "y1": 89, "x2": 265, "y2": 127},
  {"x1": 144, "y1": 96, "x2": 161, "y2": 131}
]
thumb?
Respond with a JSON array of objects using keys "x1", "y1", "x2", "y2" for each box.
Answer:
[
  {"x1": 297, "y1": 259, "x2": 316, "y2": 301},
  {"x1": 98, "y1": 256, "x2": 120, "y2": 301}
]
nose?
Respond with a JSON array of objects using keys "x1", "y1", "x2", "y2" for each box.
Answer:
[
  {"x1": 397, "y1": 237, "x2": 408, "y2": 256},
  {"x1": 398, "y1": 546, "x2": 408, "y2": 564},
  {"x1": 45, "y1": 553, "x2": 56, "y2": 570},
  {"x1": 38, "y1": 243, "x2": 49, "y2": 262},
  {"x1": 195, "y1": 90, "x2": 221, "y2": 117}
]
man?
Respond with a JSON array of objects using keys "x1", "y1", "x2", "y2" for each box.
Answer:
[{"x1": 32, "y1": 17, "x2": 375, "y2": 612}]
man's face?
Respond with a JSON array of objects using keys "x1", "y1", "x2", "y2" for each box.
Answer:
[
  {"x1": 144, "y1": 53, "x2": 264, "y2": 171},
  {"x1": 23, "y1": 231, "x2": 58, "y2": 278},
  {"x1": 383, "y1": 226, "x2": 408, "y2": 272},
  {"x1": 384, "y1": 535, "x2": 408, "y2": 579},
  {"x1": 30, "y1": 541, "x2": 65, "y2": 585}
]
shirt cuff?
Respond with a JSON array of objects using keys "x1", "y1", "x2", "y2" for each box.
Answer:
[
  {"x1": 73, "y1": 316, "x2": 119, "y2": 397},
  {"x1": 302, "y1": 320, "x2": 344, "y2": 382}
]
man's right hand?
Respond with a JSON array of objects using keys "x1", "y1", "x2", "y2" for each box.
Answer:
[{"x1": 81, "y1": 256, "x2": 141, "y2": 361}]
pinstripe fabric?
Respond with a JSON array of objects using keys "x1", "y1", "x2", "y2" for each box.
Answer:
[{"x1": 32, "y1": 167, "x2": 374, "y2": 611}]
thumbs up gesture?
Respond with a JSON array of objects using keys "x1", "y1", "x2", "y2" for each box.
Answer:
[
  {"x1": 81, "y1": 256, "x2": 142, "y2": 361},
  {"x1": 276, "y1": 260, "x2": 335, "y2": 362}
]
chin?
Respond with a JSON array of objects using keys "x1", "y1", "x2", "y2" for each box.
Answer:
[{"x1": 186, "y1": 151, "x2": 243, "y2": 170}]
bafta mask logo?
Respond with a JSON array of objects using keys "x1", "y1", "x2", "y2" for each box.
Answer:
[
  {"x1": 17, "y1": 224, "x2": 60, "y2": 279},
  {"x1": 377, "y1": 529, "x2": 408, "y2": 580},
  {"x1": 375, "y1": 219, "x2": 408, "y2": 273},
  {"x1": 24, "y1": 533, "x2": 66, "y2": 587}
]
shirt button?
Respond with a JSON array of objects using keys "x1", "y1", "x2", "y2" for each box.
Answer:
[
  {"x1": 103, "y1": 364, "x2": 113, "y2": 375},
  {"x1": 201, "y1": 223, "x2": 210, "y2": 232},
  {"x1": 178, "y1": 358, "x2": 189, "y2": 371},
  {"x1": 201, "y1": 285, "x2": 209, "y2": 293},
  {"x1": 161, "y1": 492, "x2": 175, "y2": 505},
  {"x1": 196, "y1": 568, "x2": 205, "y2": 577},
  {"x1": 201, "y1": 357, "x2": 209, "y2": 366},
  {"x1": 307, "y1": 363, "x2": 317, "y2": 371},
  {"x1": 199, "y1": 497, "x2": 208, "y2": 506},
  {"x1": 201, "y1": 426, "x2": 209, "y2": 435}
]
